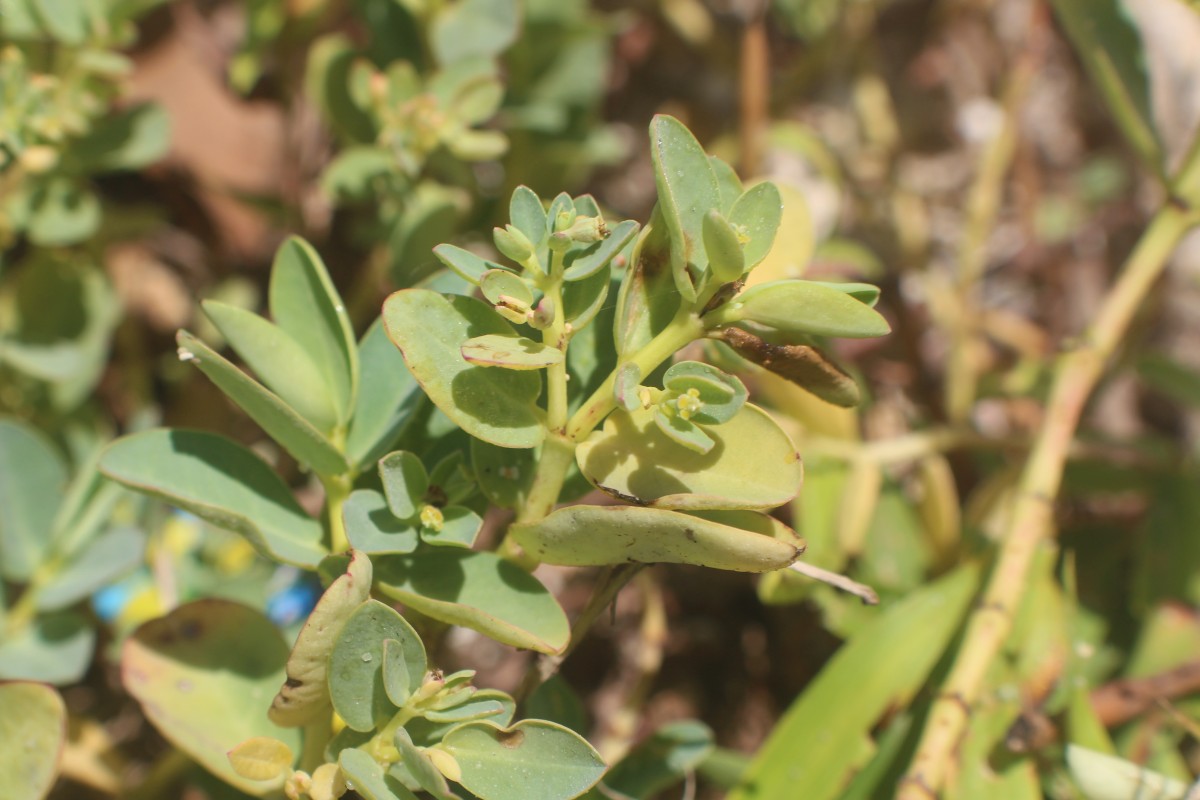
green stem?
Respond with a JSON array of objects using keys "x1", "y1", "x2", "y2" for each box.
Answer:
[
  {"x1": 323, "y1": 473, "x2": 353, "y2": 554},
  {"x1": 566, "y1": 309, "x2": 705, "y2": 442}
]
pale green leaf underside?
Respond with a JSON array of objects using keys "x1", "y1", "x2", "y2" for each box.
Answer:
[
  {"x1": 270, "y1": 552, "x2": 373, "y2": 726},
  {"x1": 577, "y1": 404, "x2": 801, "y2": 510},
  {"x1": 462, "y1": 334, "x2": 564, "y2": 370},
  {"x1": 374, "y1": 550, "x2": 569, "y2": 654},
  {"x1": 512, "y1": 505, "x2": 801, "y2": 573}
]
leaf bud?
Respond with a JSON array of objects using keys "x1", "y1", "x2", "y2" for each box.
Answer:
[{"x1": 493, "y1": 224, "x2": 535, "y2": 263}]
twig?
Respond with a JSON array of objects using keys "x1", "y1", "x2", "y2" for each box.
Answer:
[
  {"x1": 788, "y1": 561, "x2": 879, "y2": 605},
  {"x1": 898, "y1": 200, "x2": 1200, "y2": 798}
]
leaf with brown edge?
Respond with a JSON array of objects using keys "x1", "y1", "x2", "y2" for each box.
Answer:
[{"x1": 720, "y1": 327, "x2": 861, "y2": 408}]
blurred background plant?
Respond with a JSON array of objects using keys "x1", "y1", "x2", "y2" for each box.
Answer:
[{"x1": 5, "y1": 0, "x2": 1200, "y2": 798}]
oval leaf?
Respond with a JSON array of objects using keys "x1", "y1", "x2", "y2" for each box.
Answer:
[
  {"x1": 383, "y1": 290, "x2": 544, "y2": 448},
  {"x1": 0, "y1": 418, "x2": 67, "y2": 582},
  {"x1": 338, "y1": 747, "x2": 420, "y2": 800},
  {"x1": 270, "y1": 551, "x2": 373, "y2": 726},
  {"x1": 122, "y1": 601, "x2": 301, "y2": 796},
  {"x1": 512, "y1": 505, "x2": 801, "y2": 573},
  {"x1": 441, "y1": 720, "x2": 606, "y2": 800},
  {"x1": 228, "y1": 737, "x2": 294, "y2": 783},
  {"x1": 729, "y1": 182, "x2": 782, "y2": 271},
  {"x1": 374, "y1": 550, "x2": 569, "y2": 654},
  {"x1": 35, "y1": 525, "x2": 145, "y2": 611},
  {"x1": 268, "y1": 237, "x2": 358, "y2": 424},
  {"x1": 345, "y1": 319, "x2": 424, "y2": 471},
  {"x1": 717, "y1": 280, "x2": 890, "y2": 339},
  {"x1": 562, "y1": 219, "x2": 639, "y2": 281},
  {"x1": 0, "y1": 612, "x2": 94, "y2": 685},
  {"x1": 462, "y1": 334, "x2": 564, "y2": 370},
  {"x1": 379, "y1": 451, "x2": 429, "y2": 520},
  {"x1": 649, "y1": 115, "x2": 721, "y2": 300},
  {"x1": 343, "y1": 490, "x2": 421, "y2": 557},
  {"x1": 577, "y1": 405, "x2": 802, "y2": 510},
  {"x1": 330, "y1": 600, "x2": 427, "y2": 733},
  {"x1": 100, "y1": 429, "x2": 327, "y2": 568},
  {"x1": 0, "y1": 682, "x2": 65, "y2": 800}
]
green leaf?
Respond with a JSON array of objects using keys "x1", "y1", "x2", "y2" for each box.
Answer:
[
  {"x1": 176, "y1": 331, "x2": 350, "y2": 477},
  {"x1": 471, "y1": 439, "x2": 535, "y2": 510},
  {"x1": 32, "y1": 0, "x2": 93, "y2": 43},
  {"x1": 562, "y1": 264, "x2": 613, "y2": 330},
  {"x1": 576, "y1": 405, "x2": 802, "y2": 510},
  {"x1": 382, "y1": 639, "x2": 414, "y2": 707},
  {"x1": 382, "y1": 290, "x2": 545, "y2": 449},
  {"x1": 343, "y1": 490, "x2": 421, "y2": 556},
  {"x1": 122, "y1": 601, "x2": 301, "y2": 795},
  {"x1": 710, "y1": 155, "x2": 744, "y2": 213},
  {"x1": 1, "y1": 255, "x2": 119, "y2": 408},
  {"x1": 1049, "y1": 0, "x2": 1162, "y2": 177},
  {"x1": 268, "y1": 237, "x2": 358, "y2": 425},
  {"x1": 306, "y1": 34, "x2": 376, "y2": 143},
  {"x1": 430, "y1": 0, "x2": 520, "y2": 65},
  {"x1": 71, "y1": 104, "x2": 170, "y2": 171},
  {"x1": 390, "y1": 184, "x2": 465, "y2": 287},
  {"x1": 480, "y1": 270, "x2": 534, "y2": 309},
  {"x1": 421, "y1": 506, "x2": 482, "y2": 549},
  {"x1": 462, "y1": 334, "x2": 565, "y2": 369},
  {"x1": 322, "y1": 146, "x2": 393, "y2": 200},
  {"x1": 339, "y1": 748, "x2": 420, "y2": 800},
  {"x1": 380, "y1": 451, "x2": 429, "y2": 520},
  {"x1": 509, "y1": 185, "x2": 547, "y2": 246},
  {"x1": 525, "y1": 676, "x2": 588, "y2": 736},
  {"x1": 654, "y1": 413, "x2": 714, "y2": 454},
  {"x1": 649, "y1": 115, "x2": 721, "y2": 301},
  {"x1": 729, "y1": 564, "x2": 982, "y2": 800},
  {"x1": 602, "y1": 720, "x2": 714, "y2": 799},
  {"x1": 0, "y1": 419, "x2": 67, "y2": 582},
  {"x1": 729, "y1": 182, "x2": 783, "y2": 271},
  {"x1": 423, "y1": 688, "x2": 514, "y2": 724},
  {"x1": 0, "y1": 683, "x2": 65, "y2": 800},
  {"x1": 0, "y1": 612, "x2": 94, "y2": 685},
  {"x1": 441, "y1": 720, "x2": 605, "y2": 800},
  {"x1": 1066, "y1": 745, "x2": 1188, "y2": 800},
  {"x1": 513, "y1": 505, "x2": 801, "y2": 573},
  {"x1": 202, "y1": 300, "x2": 339, "y2": 433},
  {"x1": 330, "y1": 600, "x2": 427, "y2": 732},
  {"x1": 271, "y1": 551, "x2": 373, "y2": 726},
  {"x1": 345, "y1": 319, "x2": 424, "y2": 471},
  {"x1": 433, "y1": 245, "x2": 508, "y2": 285},
  {"x1": 393, "y1": 728, "x2": 457, "y2": 800},
  {"x1": 806, "y1": 281, "x2": 882, "y2": 307},
  {"x1": 374, "y1": 549, "x2": 569, "y2": 654},
  {"x1": 27, "y1": 178, "x2": 101, "y2": 246},
  {"x1": 716, "y1": 279, "x2": 890, "y2": 339},
  {"x1": 662, "y1": 361, "x2": 747, "y2": 424},
  {"x1": 99, "y1": 430, "x2": 327, "y2": 568},
  {"x1": 562, "y1": 220, "x2": 639, "y2": 281},
  {"x1": 702, "y1": 210, "x2": 745, "y2": 283},
  {"x1": 613, "y1": 216, "x2": 683, "y2": 357},
  {"x1": 35, "y1": 526, "x2": 145, "y2": 611}
]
